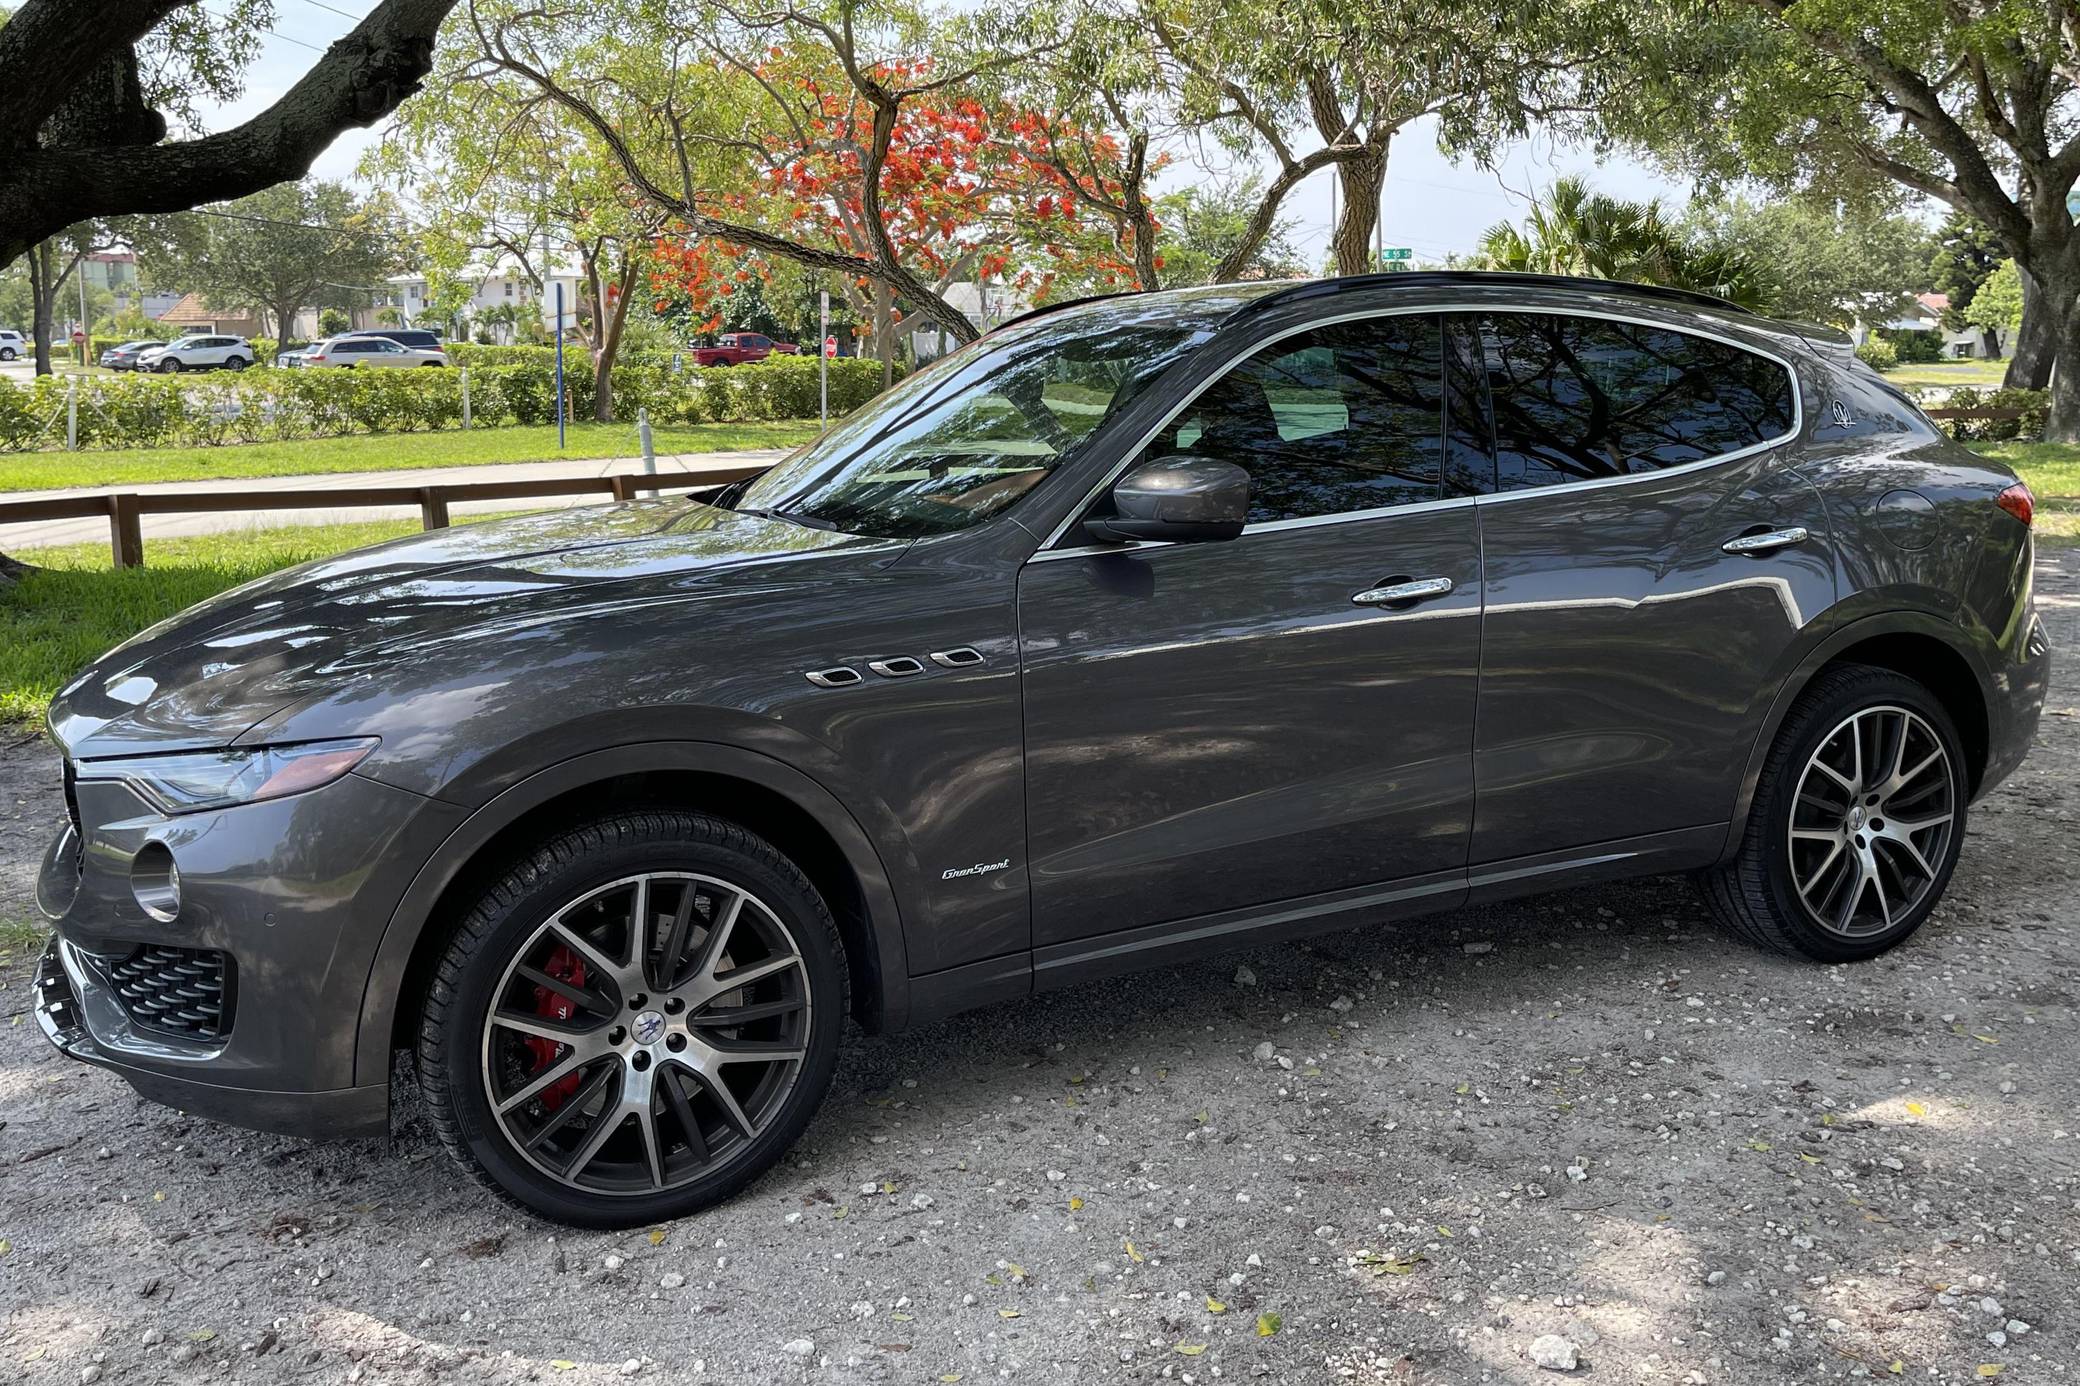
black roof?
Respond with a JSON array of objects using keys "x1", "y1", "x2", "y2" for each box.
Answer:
[{"x1": 1240, "y1": 270, "x2": 1756, "y2": 318}]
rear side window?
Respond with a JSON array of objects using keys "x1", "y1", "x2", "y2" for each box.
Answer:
[
  {"x1": 1159, "y1": 314, "x2": 1444, "y2": 523},
  {"x1": 1477, "y1": 313, "x2": 1796, "y2": 491}
]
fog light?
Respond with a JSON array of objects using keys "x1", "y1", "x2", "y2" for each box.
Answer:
[{"x1": 131, "y1": 841, "x2": 181, "y2": 922}]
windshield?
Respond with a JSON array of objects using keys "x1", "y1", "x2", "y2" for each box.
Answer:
[{"x1": 734, "y1": 292, "x2": 1263, "y2": 538}]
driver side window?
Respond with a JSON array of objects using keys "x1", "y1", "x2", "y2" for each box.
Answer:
[{"x1": 1155, "y1": 314, "x2": 1444, "y2": 524}]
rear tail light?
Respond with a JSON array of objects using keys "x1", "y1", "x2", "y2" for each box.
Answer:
[{"x1": 1996, "y1": 482, "x2": 2034, "y2": 527}]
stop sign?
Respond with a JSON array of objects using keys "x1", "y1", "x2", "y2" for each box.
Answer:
[
  {"x1": 823, "y1": 335, "x2": 838, "y2": 358},
  {"x1": 70, "y1": 329, "x2": 86, "y2": 345}
]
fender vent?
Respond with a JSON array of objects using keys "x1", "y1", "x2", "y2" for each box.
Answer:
[{"x1": 804, "y1": 667, "x2": 863, "y2": 688}]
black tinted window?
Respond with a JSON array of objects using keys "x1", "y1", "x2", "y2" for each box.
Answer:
[
  {"x1": 1479, "y1": 314, "x2": 1795, "y2": 491},
  {"x1": 1159, "y1": 315, "x2": 1443, "y2": 523}
]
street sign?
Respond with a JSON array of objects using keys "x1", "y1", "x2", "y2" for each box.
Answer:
[
  {"x1": 823, "y1": 335, "x2": 838, "y2": 358},
  {"x1": 1380, "y1": 247, "x2": 1412, "y2": 262},
  {"x1": 70, "y1": 329, "x2": 86, "y2": 344}
]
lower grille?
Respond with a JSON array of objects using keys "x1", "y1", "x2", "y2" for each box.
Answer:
[{"x1": 101, "y1": 944, "x2": 235, "y2": 1041}]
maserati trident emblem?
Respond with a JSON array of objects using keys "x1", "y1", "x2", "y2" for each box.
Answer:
[
  {"x1": 632, "y1": 1010, "x2": 667, "y2": 1045},
  {"x1": 1830, "y1": 399, "x2": 1852, "y2": 429}
]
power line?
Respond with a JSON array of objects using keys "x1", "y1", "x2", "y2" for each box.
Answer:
[{"x1": 292, "y1": 0, "x2": 365, "y2": 20}]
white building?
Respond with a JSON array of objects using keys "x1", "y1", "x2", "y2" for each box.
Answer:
[
  {"x1": 378, "y1": 260, "x2": 586, "y2": 341},
  {"x1": 1851, "y1": 292, "x2": 2001, "y2": 359}
]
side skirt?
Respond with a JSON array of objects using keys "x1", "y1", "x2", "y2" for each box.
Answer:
[{"x1": 902, "y1": 823, "x2": 1726, "y2": 1030}]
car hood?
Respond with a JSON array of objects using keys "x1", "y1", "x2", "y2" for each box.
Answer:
[{"x1": 49, "y1": 498, "x2": 894, "y2": 758}]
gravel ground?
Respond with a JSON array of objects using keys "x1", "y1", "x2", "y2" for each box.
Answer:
[{"x1": 2, "y1": 553, "x2": 2077, "y2": 1386}]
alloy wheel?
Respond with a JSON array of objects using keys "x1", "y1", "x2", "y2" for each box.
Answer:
[
  {"x1": 1786, "y1": 705, "x2": 1956, "y2": 938},
  {"x1": 478, "y1": 872, "x2": 811, "y2": 1195}
]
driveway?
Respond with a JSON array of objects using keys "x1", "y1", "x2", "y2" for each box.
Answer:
[{"x1": 0, "y1": 552, "x2": 2075, "y2": 1385}]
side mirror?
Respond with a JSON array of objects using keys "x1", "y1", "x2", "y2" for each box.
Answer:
[{"x1": 1084, "y1": 456, "x2": 1250, "y2": 545}]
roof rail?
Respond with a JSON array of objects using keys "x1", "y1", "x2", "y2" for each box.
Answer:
[{"x1": 1235, "y1": 270, "x2": 1758, "y2": 319}]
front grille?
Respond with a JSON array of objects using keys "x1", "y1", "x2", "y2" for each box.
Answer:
[{"x1": 101, "y1": 944, "x2": 235, "y2": 1041}]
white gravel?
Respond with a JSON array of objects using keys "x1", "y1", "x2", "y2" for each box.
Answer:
[{"x1": 1, "y1": 549, "x2": 2076, "y2": 1384}]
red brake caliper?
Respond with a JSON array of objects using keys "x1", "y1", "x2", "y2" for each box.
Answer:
[{"x1": 525, "y1": 944, "x2": 588, "y2": 1111}]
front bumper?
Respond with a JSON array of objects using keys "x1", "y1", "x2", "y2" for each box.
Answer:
[
  {"x1": 35, "y1": 938, "x2": 388, "y2": 1137},
  {"x1": 35, "y1": 765, "x2": 465, "y2": 1140}
]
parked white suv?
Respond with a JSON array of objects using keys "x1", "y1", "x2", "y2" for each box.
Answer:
[
  {"x1": 0, "y1": 330, "x2": 24, "y2": 362},
  {"x1": 139, "y1": 335, "x2": 254, "y2": 373},
  {"x1": 303, "y1": 335, "x2": 448, "y2": 368}
]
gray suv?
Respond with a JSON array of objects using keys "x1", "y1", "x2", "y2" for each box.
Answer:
[{"x1": 33, "y1": 273, "x2": 2049, "y2": 1226}]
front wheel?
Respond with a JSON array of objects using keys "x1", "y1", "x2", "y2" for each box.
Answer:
[
  {"x1": 157, "y1": 358, "x2": 181, "y2": 373},
  {"x1": 418, "y1": 810, "x2": 847, "y2": 1226},
  {"x1": 0, "y1": 347, "x2": 15, "y2": 361},
  {"x1": 1699, "y1": 664, "x2": 1966, "y2": 962}
]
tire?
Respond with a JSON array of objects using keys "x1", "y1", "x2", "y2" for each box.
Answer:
[
  {"x1": 1698, "y1": 664, "x2": 1967, "y2": 962},
  {"x1": 224, "y1": 356, "x2": 248, "y2": 371},
  {"x1": 157, "y1": 358, "x2": 181, "y2": 373},
  {"x1": 0, "y1": 347, "x2": 15, "y2": 361},
  {"x1": 417, "y1": 810, "x2": 847, "y2": 1226}
]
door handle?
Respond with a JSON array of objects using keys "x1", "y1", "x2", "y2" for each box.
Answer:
[
  {"x1": 1721, "y1": 526, "x2": 1809, "y2": 556},
  {"x1": 1352, "y1": 576, "x2": 1454, "y2": 607}
]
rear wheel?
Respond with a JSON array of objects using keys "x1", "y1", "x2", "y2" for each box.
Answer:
[
  {"x1": 1699, "y1": 664, "x2": 1965, "y2": 961},
  {"x1": 224, "y1": 356, "x2": 248, "y2": 371},
  {"x1": 418, "y1": 811, "x2": 846, "y2": 1226}
]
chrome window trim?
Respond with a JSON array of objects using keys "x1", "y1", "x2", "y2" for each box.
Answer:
[{"x1": 1026, "y1": 300, "x2": 1805, "y2": 562}]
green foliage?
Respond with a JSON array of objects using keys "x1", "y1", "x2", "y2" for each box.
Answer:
[
  {"x1": 1924, "y1": 213, "x2": 2004, "y2": 330},
  {"x1": 1681, "y1": 196, "x2": 1924, "y2": 326},
  {"x1": 1853, "y1": 337, "x2": 1899, "y2": 372},
  {"x1": 1878, "y1": 327, "x2": 1943, "y2": 364},
  {"x1": 1150, "y1": 179, "x2": 1307, "y2": 289},
  {"x1": 1935, "y1": 386, "x2": 2050, "y2": 442},
  {"x1": 1471, "y1": 177, "x2": 1765, "y2": 307},
  {"x1": 1965, "y1": 260, "x2": 2024, "y2": 341},
  {"x1": 0, "y1": 355, "x2": 877, "y2": 453}
]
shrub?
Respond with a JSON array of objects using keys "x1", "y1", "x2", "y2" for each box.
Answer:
[
  {"x1": 1935, "y1": 386, "x2": 2050, "y2": 442},
  {"x1": 1853, "y1": 337, "x2": 1899, "y2": 372},
  {"x1": 1877, "y1": 327, "x2": 1942, "y2": 363}
]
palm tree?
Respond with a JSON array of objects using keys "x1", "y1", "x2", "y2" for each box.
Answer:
[{"x1": 1474, "y1": 177, "x2": 1766, "y2": 309}]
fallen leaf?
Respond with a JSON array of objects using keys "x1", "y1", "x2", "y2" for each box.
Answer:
[
  {"x1": 1454, "y1": 1082, "x2": 1471, "y2": 1095},
  {"x1": 1205, "y1": 1296, "x2": 1227, "y2": 1314},
  {"x1": 1175, "y1": 1344, "x2": 1207, "y2": 1356},
  {"x1": 833, "y1": 1206, "x2": 849, "y2": 1220},
  {"x1": 1976, "y1": 1366, "x2": 2004, "y2": 1378},
  {"x1": 1256, "y1": 1312, "x2": 1282, "y2": 1337},
  {"x1": 881, "y1": 1181, "x2": 899, "y2": 1195},
  {"x1": 1068, "y1": 1196, "x2": 1084, "y2": 1212},
  {"x1": 1124, "y1": 1239, "x2": 1143, "y2": 1263},
  {"x1": 647, "y1": 1227, "x2": 667, "y2": 1246},
  {"x1": 153, "y1": 1190, "x2": 167, "y2": 1202},
  {"x1": 998, "y1": 1309, "x2": 1020, "y2": 1320},
  {"x1": 1747, "y1": 1139, "x2": 1773, "y2": 1152},
  {"x1": 1435, "y1": 1225, "x2": 1453, "y2": 1238},
  {"x1": 1906, "y1": 1101, "x2": 1928, "y2": 1118},
  {"x1": 1005, "y1": 1262, "x2": 1026, "y2": 1281},
  {"x1": 1889, "y1": 1362, "x2": 1905, "y2": 1376},
  {"x1": 188, "y1": 1330, "x2": 216, "y2": 1342},
  {"x1": 1973, "y1": 1034, "x2": 1999, "y2": 1044},
  {"x1": 551, "y1": 1363, "x2": 577, "y2": 1373},
  {"x1": 940, "y1": 1375, "x2": 962, "y2": 1383},
  {"x1": 891, "y1": 1312, "x2": 915, "y2": 1323}
]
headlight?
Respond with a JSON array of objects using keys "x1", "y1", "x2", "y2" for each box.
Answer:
[{"x1": 78, "y1": 738, "x2": 379, "y2": 815}]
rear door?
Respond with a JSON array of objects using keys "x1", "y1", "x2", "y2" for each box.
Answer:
[
  {"x1": 1458, "y1": 309, "x2": 1836, "y2": 863},
  {"x1": 1018, "y1": 311, "x2": 1485, "y2": 947}
]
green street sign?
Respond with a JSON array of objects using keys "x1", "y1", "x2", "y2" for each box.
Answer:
[{"x1": 1381, "y1": 247, "x2": 1412, "y2": 261}]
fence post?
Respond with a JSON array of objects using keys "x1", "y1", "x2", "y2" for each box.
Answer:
[
  {"x1": 108, "y1": 493, "x2": 143, "y2": 569},
  {"x1": 66, "y1": 377, "x2": 79, "y2": 451},
  {"x1": 638, "y1": 408, "x2": 655, "y2": 473},
  {"x1": 460, "y1": 367, "x2": 472, "y2": 430},
  {"x1": 610, "y1": 474, "x2": 639, "y2": 503},
  {"x1": 418, "y1": 487, "x2": 450, "y2": 530}
]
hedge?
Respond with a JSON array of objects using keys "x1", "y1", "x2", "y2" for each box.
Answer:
[
  {"x1": 0, "y1": 355, "x2": 887, "y2": 453},
  {"x1": 1931, "y1": 386, "x2": 2050, "y2": 442}
]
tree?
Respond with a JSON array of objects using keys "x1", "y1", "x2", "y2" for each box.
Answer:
[
  {"x1": 1588, "y1": 0, "x2": 2080, "y2": 434},
  {"x1": 1966, "y1": 259, "x2": 2025, "y2": 347},
  {"x1": 1471, "y1": 177, "x2": 1767, "y2": 308},
  {"x1": 15, "y1": 222, "x2": 124, "y2": 374},
  {"x1": 1153, "y1": 179, "x2": 1307, "y2": 287},
  {"x1": 0, "y1": 0, "x2": 460, "y2": 270},
  {"x1": 140, "y1": 181, "x2": 396, "y2": 341},
  {"x1": 1681, "y1": 195, "x2": 1925, "y2": 327},
  {"x1": 1924, "y1": 212, "x2": 2004, "y2": 333}
]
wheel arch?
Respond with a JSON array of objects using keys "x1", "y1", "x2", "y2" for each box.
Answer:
[
  {"x1": 354, "y1": 742, "x2": 910, "y2": 1088},
  {"x1": 1723, "y1": 613, "x2": 1992, "y2": 857}
]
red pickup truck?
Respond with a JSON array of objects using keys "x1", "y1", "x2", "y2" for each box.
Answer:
[{"x1": 689, "y1": 332, "x2": 798, "y2": 367}]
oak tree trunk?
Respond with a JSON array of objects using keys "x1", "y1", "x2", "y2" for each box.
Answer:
[
  {"x1": 875, "y1": 277, "x2": 893, "y2": 393},
  {"x1": 2005, "y1": 265, "x2": 2058, "y2": 391},
  {"x1": 1330, "y1": 145, "x2": 1388, "y2": 278}
]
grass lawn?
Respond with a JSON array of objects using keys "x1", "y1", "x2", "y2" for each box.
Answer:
[
  {"x1": 0, "y1": 419, "x2": 819, "y2": 493},
  {"x1": 1882, "y1": 358, "x2": 2010, "y2": 389},
  {"x1": 2, "y1": 440, "x2": 2074, "y2": 728}
]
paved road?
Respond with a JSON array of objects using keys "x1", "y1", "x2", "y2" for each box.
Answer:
[{"x1": 0, "y1": 449, "x2": 789, "y2": 552}]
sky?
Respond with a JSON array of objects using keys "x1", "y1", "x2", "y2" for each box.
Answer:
[{"x1": 217, "y1": 2, "x2": 1693, "y2": 267}]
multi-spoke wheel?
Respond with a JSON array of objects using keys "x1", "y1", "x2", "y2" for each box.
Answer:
[
  {"x1": 419, "y1": 812, "x2": 846, "y2": 1225},
  {"x1": 1700, "y1": 665, "x2": 1968, "y2": 961}
]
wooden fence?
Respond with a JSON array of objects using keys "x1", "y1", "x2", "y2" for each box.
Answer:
[{"x1": 0, "y1": 464, "x2": 765, "y2": 568}]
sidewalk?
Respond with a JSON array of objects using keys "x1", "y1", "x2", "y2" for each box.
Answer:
[{"x1": 0, "y1": 448, "x2": 789, "y2": 550}]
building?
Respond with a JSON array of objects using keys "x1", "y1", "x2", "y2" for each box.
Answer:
[
  {"x1": 377, "y1": 261, "x2": 586, "y2": 341},
  {"x1": 152, "y1": 293, "x2": 321, "y2": 341},
  {"x1": 1851, "y1": 292, "x2": 2001, "y2": 359}
]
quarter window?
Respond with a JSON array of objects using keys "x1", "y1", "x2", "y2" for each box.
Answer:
[
  {"x1": 1477, "y1": 313, "x2": 1796, "y2": 491},
  {"x1": 1153, "y1": 315, "x2": 1443, "y2": 523}
]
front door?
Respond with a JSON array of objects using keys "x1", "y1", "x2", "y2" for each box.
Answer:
[
  {"x1": 1460, "y1": 309, "x2": 1837, "y2": 862},
  {"x1": 1017, "y1": 311, "x2": 1485, "y2": 947}
]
